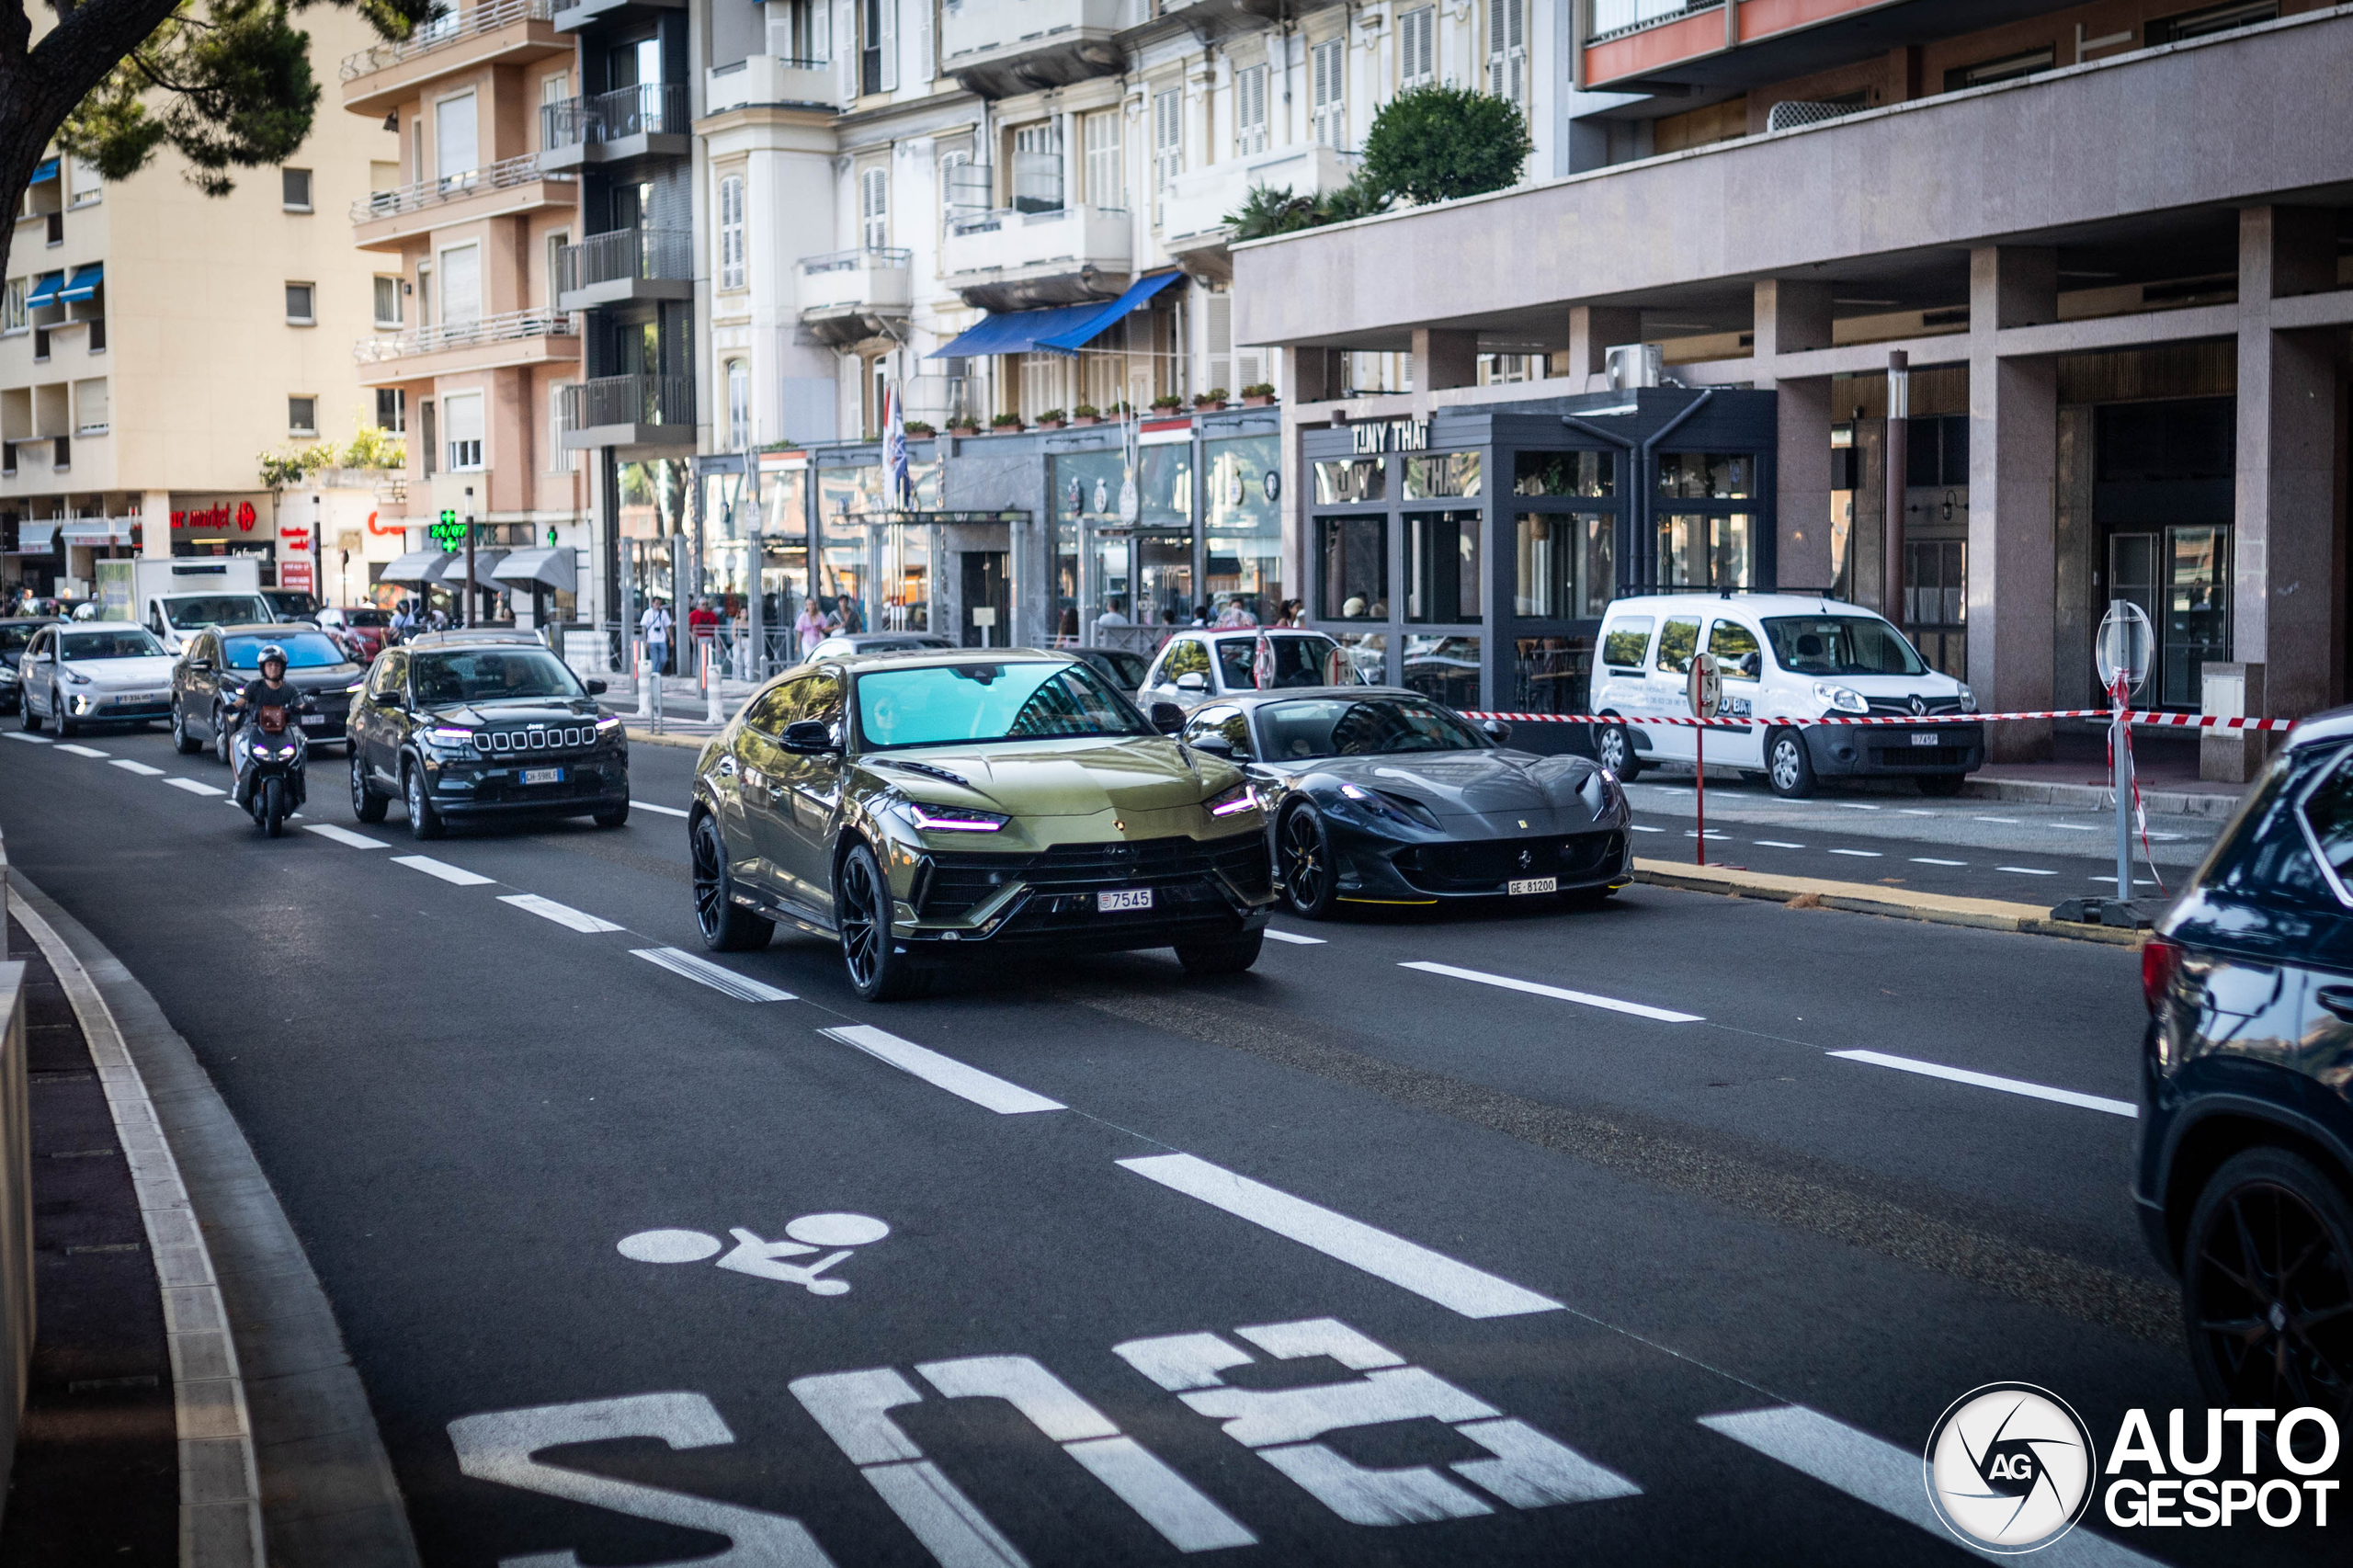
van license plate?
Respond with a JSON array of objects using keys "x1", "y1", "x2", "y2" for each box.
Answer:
[
  {"x1": 1508, "y1": 877, "x2": 1559, "y2": 895},
  {"x1": 521, "y1": 767, "x2": 564, "y2": 785},
  {"x1": 1097, "y1": 889, "x2": 1153, "y2": 912},
  {"x1": 1911, "y1": 732, "x2": 1940, "y2": 746}
]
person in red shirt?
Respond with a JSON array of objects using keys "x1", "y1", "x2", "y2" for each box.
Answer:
[{"x1": 687, "y1": 598, "x2": 720, "y2": 644}]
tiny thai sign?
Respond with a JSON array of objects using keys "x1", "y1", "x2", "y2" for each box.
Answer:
[{"x1": 1349, "y1": 418, "x2": 1428, "y2": 455}]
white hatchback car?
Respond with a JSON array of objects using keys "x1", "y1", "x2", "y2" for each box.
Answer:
[
  {"x1": 1589, "y1": 592, "x2": 1981, "y2": 798},
  {"x1": 1136, "y1": 629, "x2": 1361, "y2": 714},
  {"x1": 18, "y1": 622, "x2": 178, "y2": 737}
]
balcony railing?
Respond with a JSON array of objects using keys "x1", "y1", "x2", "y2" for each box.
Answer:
[
  {"x1": 1589, "y1": 0, "x2": 1720, "y2": 43},
  {"x1": 705, "y1": 54, "x2": 835, "y2": 113},
  {"x1": 559, "y1": 373, "x2": 693, "y2": 433},
  {"x1": 355, "y1": 307, "x2": 576, "y2": 364},
  {"x1": 351, "y1": 153, "x2": 572, "y2": 222},
  {"x1": 542, "y1": 83, "x2": 690, "y2": 150},
  {"x1": 559, "y1": 227, "x2": 694, "y2": 294},
  {"x1": 341, "y1": 0, "x2": 556, "y2": 80},
  {"x1": 799, "y1": 247, "x2": 913, "y2": 314}
]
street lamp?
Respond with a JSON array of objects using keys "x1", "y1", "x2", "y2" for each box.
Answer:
[{"x1": 462, "y1": 484, "x2": 476, "y2": 629}]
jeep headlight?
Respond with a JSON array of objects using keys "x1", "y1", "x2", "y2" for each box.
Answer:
[
  {"x1": 1812, "y1": 682, "x2": 1868, "y2": 715},
  {"x1": 423, "y1": 724, "x2": 476, "y2": 755}
]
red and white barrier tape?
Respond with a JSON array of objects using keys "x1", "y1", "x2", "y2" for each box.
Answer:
[{"x1": 1457, "y1": 709, "x2": 2296, "y2": 731}]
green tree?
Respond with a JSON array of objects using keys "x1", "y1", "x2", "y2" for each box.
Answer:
[
  {"x1": 0, "y1": 0, "x2": 434, "y2": 280},
  {"x1": 1360, "y1": 84, "x2": 1532, "y2": 207}
]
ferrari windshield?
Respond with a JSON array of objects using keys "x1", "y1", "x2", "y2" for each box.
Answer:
[
  {"x1": 1256, "y1": 697, "x2": 1487, "y2": 760},
  {"x1": 855, "y1": 661, "x2": 1151, "y2": 751},
  {"x1": 1762, "y1": 616, "x2": 1927, "y2": 676}
]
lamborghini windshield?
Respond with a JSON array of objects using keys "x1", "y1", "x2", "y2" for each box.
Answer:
[{"x1": 854, "y1": 661, "x2": 1153, "y2": 751}]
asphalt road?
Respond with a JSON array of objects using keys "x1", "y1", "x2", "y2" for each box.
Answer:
[{"x1": 0, "y1": 722, "x2": 2317, "y2": 1566}]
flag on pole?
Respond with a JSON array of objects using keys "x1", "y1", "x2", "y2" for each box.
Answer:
[{"x1": 882, "y1": 381, "x2": 910, "y2": 507}]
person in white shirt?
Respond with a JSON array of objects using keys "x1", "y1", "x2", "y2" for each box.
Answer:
[
  {"x1": 1095, "y1": 595, "x2": 1131, "y2": 630},
  {"x1": 640, "y1": 599, "x2": 673, "y2": 676}
]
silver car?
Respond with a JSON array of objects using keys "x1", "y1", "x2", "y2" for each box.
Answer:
[{"x1": 19, "y1": 623, "x2": 178, "y2": 737}]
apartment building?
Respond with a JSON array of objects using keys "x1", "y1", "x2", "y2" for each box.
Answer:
[
  {"x1": 1, "y1": 6, "x2": 401, "y2": 604},
  {"x1": 342, "y1": 0, "x2": 593, "y2": 623},
  {"x1": 1233, "y1": 0, "x2": 2353, "y2": 773}
]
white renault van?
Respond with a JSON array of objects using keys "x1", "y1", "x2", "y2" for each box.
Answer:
[{"x1": 1588, "y1": 592, "x2": 1981, "y2": 798}]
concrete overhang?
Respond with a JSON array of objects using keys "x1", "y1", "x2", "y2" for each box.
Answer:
[
  {"x1": 339, "y1": 20, "x2": 572, "y2": 119},
  {"x1": 558, "y1": 277, "x2": 695, "y2": 311},
  {"x1": 540, "y1": 132, "x2": 692, "y2": 173},
  {"x1": 561, "y1": 422, "x2": 697, "y2": 451}
]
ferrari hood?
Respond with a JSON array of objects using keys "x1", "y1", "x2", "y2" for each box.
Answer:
[
  {"x1": 1308, "y1": 749, "x2": 1598, "y2": 817},
  {"x1": 863, "y1": 735, "x2": 1236, "y2": 816}
]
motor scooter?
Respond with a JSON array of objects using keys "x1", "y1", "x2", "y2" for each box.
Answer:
[{"x1": 233, "y1": 701, "x2": 308, "y2": 837}]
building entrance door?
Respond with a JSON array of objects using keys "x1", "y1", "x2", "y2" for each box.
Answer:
[
  {"x1": 960, "y1": 550, "x2": 1008, "y2": 647},
  {"x1": 2109, "y1": 528, "x2": 2231, "y2": 709}
]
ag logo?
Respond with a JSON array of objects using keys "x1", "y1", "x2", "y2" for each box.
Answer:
[{"x1": 1925, "y1": 1383, "x2": 2097, "y2": 1553}]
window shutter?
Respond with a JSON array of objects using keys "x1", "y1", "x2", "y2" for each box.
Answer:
[
  {"x1": 1084, "y1": 112, "x2": 1121, "y2": 209},
  {"x1": 877, "y1": 0, "x2": 897, "y2": 92},
  {"x1": 1312, "y1": 40, "x2": 1345, "y2": 148},
  {"x1": 862, "y1": 167, "x2": 888, "y2": 249},
  {"x1": 914, "y1": 0, "x2": 932, "y2": 84},
  {"x1": 1486, "y1": 0, "x2": 1526, "y2": 106},
  {"x1": 1402, "y1": 8, "x2": 1434, "y2": 87},
  {"x1": 1236, "y1": 64, "x2": 1267, "y2": 155},
  {"x1": 1154, "y1": 88, "x2": 1183, "y2": 195},
  {"x1": 1205, "y1": 292, "x2": 1232, "y2": 397}
]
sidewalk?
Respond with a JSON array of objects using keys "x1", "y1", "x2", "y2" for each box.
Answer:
[
  {"x1": 599, "y1": 670, "x2": 759, "y2": 742},
  {"x1": 1966, "y1": 727, "x2": 2249, "y2": 820}
]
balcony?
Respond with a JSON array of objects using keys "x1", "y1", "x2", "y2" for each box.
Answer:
[
  {"x1": 798, "y1": 248, "x2": 911, "y2": 347},
  {"x1": 350, "y1": 153, "x2": 576, "y2": 250},
  {"x1": 941, "y1": 205, "x2": 1132, "y2": 312},
  {"x1": 557, "y1": 227, "x2": 694, "y2": 310},
  {"x1": 339, "y1": 0, "x2": 569, "y2": 118},
  {"x1": 559, "y1": 373, "x2": 694, "y2": 450},
  {"x1": 938, "y1": 0, "x2": 1134, "y2": 97},
  {"x1": 1158, "y1": 143, "x2": 1360, "y2": 277},
  {"x1": 541, "y1": 83, "x2": 690, "y2": 171},
  {"x1": 704, "y1": 55, "x2": 835, "y2": 114},
  {"x1": 551, "y1": 0, "x2": 682, "y2": 33},
  {"x1": 352, "y1": 308, "x2": 579, "y2": 384}
]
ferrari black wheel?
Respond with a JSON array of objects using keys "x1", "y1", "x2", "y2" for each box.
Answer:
[
  {"x1": 1280, "y1": 804, "x2": 1337, "y2": 920},
  {"x1": 692, "y1": 814, "x2": 773, "y2": 952},
  {"x1": 837, "y1": 840, "x2": 920, "y2": 1001},
  {"x1": 2182, "y1": 1148, "x2": 2353, "y2": 1419}
]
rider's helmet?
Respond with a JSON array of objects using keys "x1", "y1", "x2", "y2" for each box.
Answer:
[{"x1": 258, "y1": 642, "x2": 288, "y2": 675}]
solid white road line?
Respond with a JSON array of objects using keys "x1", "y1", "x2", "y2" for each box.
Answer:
[
  {"x1": 821, "y1": 1024, "x2": 1064, "y2": 1114},
  {"x1": 108, "y1": 759, "x2": 165, "y2": 776},
  {"x1": 632, "y1": 946, "x2": 796, "y2": 1003},
  {"x1": 1825, "y1": 848, "x2": 1881, "y2": 858},
  {"x1": 390, "y1": 854, "x2": 496, "y2": 887},
  {"x1": 499, "y1": 893, "x2": 625, "y2": 933},
  {"x1": 304, "y1": 824, "x2": 389, "y2": 849},
  {"x1": 1119, "y1": 1153, "x2": 1563, "y2": 1320},
  {"x1": 1263, "y1": 929, "x2": 1327, "y2": 945},
  {"x1": 2, "y1": 733, "x2": 50, "y2": 744},
  {"x1": 54, "y1": 744, "x2": 108, "y2": 757},
  {"x1": 1909, "y1": 857, "x2": 1966, "y2": 867},
  {"x1": 165, "y1": 778, "x2": 225, "y2": 797},
  {"x1": 1700, "y1": 1405, "x2": 2159, "y2": 1567},
  {"x1": 635, "y1": 801, "x2": 690, "y2": 818},
  {"x1": 1753, "y1": 840, "x2": 1805, "y2": 849},
  {"x1": 1828, "y1": 1049, "x2": 2136, "y2": 1118},
  {"x1": 1995, "y1": 866, "x2": 2057, "y2": 877},
  {"x1": 1401, "y1": 960, "x2": 1702, "y2": 1024}
]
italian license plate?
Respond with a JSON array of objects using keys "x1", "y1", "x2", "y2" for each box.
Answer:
[
  {"x1": 1097, "y1": 888, "x2": 1154, "y2": 913},
  {"x1": 1508, "y1": 877, "x2": 1559, "y2": 896},
  {"x1": 1911, "y1": 732, "x2": 1940, "y2": 746},
  {"x1": 521, "y1": 766, "x2": 565, "y2": 785},
  {"x1": 300, "y1": 714, "x2": 325, "y2": 727}
]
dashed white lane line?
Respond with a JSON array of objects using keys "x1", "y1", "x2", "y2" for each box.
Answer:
[
  {"x1": 1263, "y1": 929, "x2": 1327, "y2": 945},
  {"x1": 2, "y1": 733, "x2": 49, "y2": 744},
  {"x1": 391, "y1": 854, "x2": 496, "y2": 886},
  {"x1": 636, "y1": 801, "x2": 690, "y2": 818},
  {"x1": 1629, "y1": 824, "x2": 1665, "y2": 834},
  {"x1": 1682, "y1": 830, "x2": 1730, "y2": 840},
  {"x1": 1833, "y1": 802, "x2": 1881, "y2": 812},
  {"x1": 1119, "y1": 1153, "x2": 1563, "y2": 1320},
  {"x1": 109, "y1": 759, "x2": 165, "y2": 776},
  {"x1": 633, "y1": 946, "x2": 796, "y2": 1002},
  {"x1": 1971, "y1": 815, "x2": 2022, "y2": 824},
  {"x1": 1909, "y1": 857, "x2": 1966, "y2": 867},
  {"x1": 1995, "y1": 866, "x2": 2057, "y2": 877},
  {"x1": 500, "y1": 893, "x2": 625, "y2": 933},
  {"x1": 1896, "y1": 809, "x2": 1936, "y2": 816},
  {"x1": 1753, "y1": 840, "x2": 1804, "y2": 849},
  {"x1": 1828, "y1": 1049, "x2": 2136, "y2": 1118},
  {"x1": 1701, "y1": 1404, "x2": 2160, "y2": 1566},
  {"x1": 54, "y1": 744, "x2": 108, "y2": 757},
  {"x1": 2088, "y1": 876, "x2": 2159, "y2": 886},
  {"x1": 304, "y1": 824, "x2": 390, "y2": 849},
  {"x1": 1825, "y1": 848, "x2": 1881, "y2": 858},
  {"x1": 2049, "y1": 822, "x2": 2103, "y2": 832},
  {"x1": 1400, "y1": 960, "x2": 1703, "y2": 1024},
  {"x1": 165, "y1": 778, "x2": 225, "y2": 797},
  {"x1": 821, "y1": 1024, "x2": 1063, "y2": 1113}
]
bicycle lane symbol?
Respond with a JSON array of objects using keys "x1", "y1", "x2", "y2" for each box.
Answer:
[{"x1": 618, "y1": 1213, "x2": 892, "y2": 1297}]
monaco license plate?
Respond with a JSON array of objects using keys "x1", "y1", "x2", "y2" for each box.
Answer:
[
  {"x1": 1508, "y1": 877, "x2": 1559, "y2": 896},
  {"x1": 1097, "y1": 888, "x2": 1154, "y2": 913},
  {"x1": 1911, "y1": 732, "x2": 1940, "y2": 746},
  {"x1": 520, "y1": 766, "x2": 565, "y2": 785}
]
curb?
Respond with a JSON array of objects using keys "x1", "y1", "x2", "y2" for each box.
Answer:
[
  {"x1": 624, "y1": 727, "x2": 710, "y2": 750},
  {"x1": 1629, "y1": 858, "x2": 2146, "y2": 947},
  {"x1": 7, "y1": 873, "x2": 421, "y2": 1568},
  {"x1": 1962, "y1": 775, "x2": 2244, "y2": 820}
]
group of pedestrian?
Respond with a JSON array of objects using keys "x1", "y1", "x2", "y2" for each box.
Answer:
[
  {"x1": 385, "y1": 597, "x2": 446, "y2": 643},
  {"x1": 790, "y1": 595, "x2": 863, "y2": 656}
]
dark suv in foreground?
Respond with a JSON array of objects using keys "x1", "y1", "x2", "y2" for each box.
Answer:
[
  {"x1": 2138, "y1": 705, "x2": 2353, "y2": 1416},
  {"x1": 347, "y1": 632, "x2": 627, "y2": 837}
]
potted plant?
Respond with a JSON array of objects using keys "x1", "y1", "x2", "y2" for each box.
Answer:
[
  {"x1": 1034, "y1": 408, "x2": 1067, "y2": 430},
  {"x1": 1150, "y1": 394, "x2": 1185, "y2": 414},
  {"x1": 1071, "y1": 403, "x2": 1101, "y2": 426},
  {"x1": 1108, "y1": 400, "x2": 1134, "y2": 419},
  {"x1": 904, "y1": 420, "x2": 935, "y2": 438},
  {"x1": 1241, "y1": 383, "x2": 1278, "y2": 407},
  {"x1": 1192, "y1": 388, "x2": 1229, "y2": 412},
  {"x1": 989, "y1": 412, "x2": 1024, "y2": 432},
  {"x1": 949, "y1": 415, "x2": 982, "y2": 436}
]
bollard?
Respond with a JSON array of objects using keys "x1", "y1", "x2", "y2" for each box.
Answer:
[
  {"x1": 651, "y1": 653, "x2": 665, "y2": 734},
  {"x1": 705, "y1": 640, "x2": 723, "y2": 724},
  {"x1": 635, "y1": 639, "x2": 653, "y2": 719}
]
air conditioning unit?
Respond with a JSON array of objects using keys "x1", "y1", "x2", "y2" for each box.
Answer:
[{"x1": 1605, "y1": 343, "x2": 1663, "y2": 391}]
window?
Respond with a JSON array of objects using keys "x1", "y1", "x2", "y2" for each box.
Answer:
[
  {"x1": 443, "y1": 391, "x2": 483, "y2": 470},
  {"x1": 67, "y1": 156, "x2": 100, "y2": 207},
  {"x1": 1012, "y1": 121, "x2": 1063, "y2": 213},
  {"x1": 284, "y1": 282, "x2": 315, "y2": 324},
  {"x1": 2, "y1": 278, "x2": 23, "y2": 335},
  {"x1": 540, "y1": 70, "x2": 571, "y2": 150},
  {"x1": 2151, "y1": 3, "x2": 2275, "y2": 45},
  {"x1": 1234, "y1": 64, "x2": 1269, "y2": 156},
  {"x1": 725, "y1": 359, "x2": 749, "y2": 449},
  {"x1": 74, "y1": 378, "x2": 108, "y2": 435},
  {"x1": 717, "y1": 174, "x2": 745, "y2": 289},
  {"x1": 1153, "y1": 87, "x2": 1183, "y2": 197},
  {"x1": 1601, "y1": 617, "x2": 1654, "y2": 670},
  {"x1": 1944, "y1": 48, "x2": 2056, "y2": 92},
  {"x1": 438, "y1": 243, "x2": 481, "y2": 325},
  {"x1": 420, "y1": 399, "x2": 437, "y2": 477},
  {"x1": 1311, "y1": 40, "x2": 1346, "y2": 148},
  {"x1": 375, "y1": 387, "x2": 407, "y2": 434},
  {"x1": 373, "y1": 275, "x2": 403, "y2": 328},
  {"x1": 1485, "y1": 0, "x2": 1526, "y2": 107},
  {"x1": 1656, "y1": 452, "x2": 1753, "y2": 498},
  {"x1": 410, "y1": 118, "x2": 424, "y2": 184},
  {"x1": 415, "y1": 263, "x2": 431, "y2": 327},
  {"x1": 860, "y1": 166, "x2": 888, "y2": 248},
  {"x1": 939, "y1": 149, "x2": 975, "y2": 221},
  {"x1": 1404, "y1": 511, "x2": 1480, "y2": 623},
  {"x1": 548, "y1": 380, "x2": 573, "y2": 468},
  {"x1": 1707, "y1": 619, "x2": 1761, "y2": 679},
  {"x1": 435, "y1": 91, "x2": 478, "y2": 182},
  {"x1": 1656, "y1": 514, "x2": 1756, "y2": 590},
  {"x1": 1399, "y1": 7, "x2": 1435, "y2": 88},
  {"x1": 1514, "y1": 450, "x2": 1614, "y2": 497},
  {"x1": 1654, "y1": 617, "x2": 1699, "y2": 675},
  {"x1": 1319, "y1": 516, "x2": 1387, "y2": 619},
  {"x1": 281, "y1": 167, "x2": 313, "y2": 211},
  {"x1": 289, "y1": 395, "x2": 318, "y2": 436},
  {"x1": 546, "y1": 230, "x2": 569, "y2": 305},
  {"x1": 1083, "y1": 111, "x2": 1120, "y2": 208},
  {"x1": 860, "y1": 0, "x2": 896, "y2": 95}
]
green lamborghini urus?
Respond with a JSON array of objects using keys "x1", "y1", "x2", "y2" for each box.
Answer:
[{"x1": 688, "y1": 648, "x2": 1276, "y2": 999}]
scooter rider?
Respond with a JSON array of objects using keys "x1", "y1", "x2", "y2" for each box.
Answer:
[{"x1": 230, "y1": 644, "x2": 310, "y2": 803}]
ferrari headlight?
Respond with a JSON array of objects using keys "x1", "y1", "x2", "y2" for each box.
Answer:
[
  {"x1": 904, "y1": 801, "x2": 1008, "y2": 833},
  {"x1": 1338, "y1": 781, "x2": 1438, "y2": 828},
  {"x1": 1812, "y1": 682, "x2": 1868, "y2": 715},
  {"x1": 1206, "y1": 782, "x2": 1260, "y2": 818}
]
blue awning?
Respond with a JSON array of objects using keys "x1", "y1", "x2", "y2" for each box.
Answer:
[
  {"x1": 57, "y1": 263, "x2": 101, "y2": 303},
  {"x1": 24, "y1": 273, "x2": 63, "y2": 309},
  {"x1": 929, "y1": 271, "x2": 1185, "y2": 359},
  {"x1": 28, "y1": 159, "x2": 57, "y2": 186}
]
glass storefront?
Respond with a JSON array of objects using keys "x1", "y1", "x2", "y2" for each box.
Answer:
[
  {"x1": 1402, "y1": 634, "x2": 1480, "y2": 708},
  {"x1": 1318, "y1": 516, "x2": 1385, "y2": 619},
  {"x1": 1513, "y1": 512, "x2": 1612, "y2": 619},
  {"x1": 1404, "y1": 510, "x2": 1480, "y2": 623},
  {"x1": 1052, "y1": 449, "x2": 1125, "y2": 642},
  {"x1": 1204, "y1": 434, "x2": 1281, "y2": 624},
  {"x1": 1512, "y1": 636, "x2": 1593, "y2": 715}
]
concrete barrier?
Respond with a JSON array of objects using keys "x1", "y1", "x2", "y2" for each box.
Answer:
[{"x1": 0, "y1": 842, "x2": 32, "y2": 1527}]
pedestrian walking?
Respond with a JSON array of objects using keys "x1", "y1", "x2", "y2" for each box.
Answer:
[
  {"x1": 795, "y1": 598, "x2": 827, "y2": 656},
  {"x1": 640, "y1": 597, "x2": 673, "y2": 676}
]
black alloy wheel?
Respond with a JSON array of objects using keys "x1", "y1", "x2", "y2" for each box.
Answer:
[
  {"x1": 1917, "y1": 773, "x2": 1966, "y2": 798},
  {"x1": 2182, "y1": 1148, "x2": 2353, "y2": 1419},
  {"x1": 404, "y1": 760, "x2": 444, "y2": 841},
  {"x1": 52, "y1": 688, "x2": 75, "y2": 738},
  {"x1": 350, "y1": 750, "x2": 387, "y2": 823},
  {"x1": 1596, "y1": 722, "x2": 1644, "y2": 781},
  {"x1": 836, "y1": 840, "x2": 919, "y2": 1001},
  {"x1": 691, "y1": 814, "x2": 773, "y2": 952},
  {"x1": 1767, "y1": 729, "x2": 1816, "y2": 799},
  {"x1": 171, "y1": 701, "x2": 200, "y2": 754},
  {"x1": 1280, "y1": 804, "x2": 1338, "y2": 920}
]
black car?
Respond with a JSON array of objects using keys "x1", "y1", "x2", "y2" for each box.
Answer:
[
  {"x1": 260, "y1": 588, "x2": 323, "y2": 623},
  {"x1": 172, "y1": 624, "x2": 365, "y2": 760},
  {"x1": 0, "y1": 615, "x2": 60, "y2": 712},
  {"x1": 346, "y1": 634, "x2": 626, "y2": 838},
  {"x1": 1176, "y1": 687, "x2": 1634, "y2": 917},
  {"x1": 1069, "y1": 645, "x2": 1151, "y2": 697},
  {"x1": 2137, "y1": 704, "x2": 2353, "y2": 1415}
]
